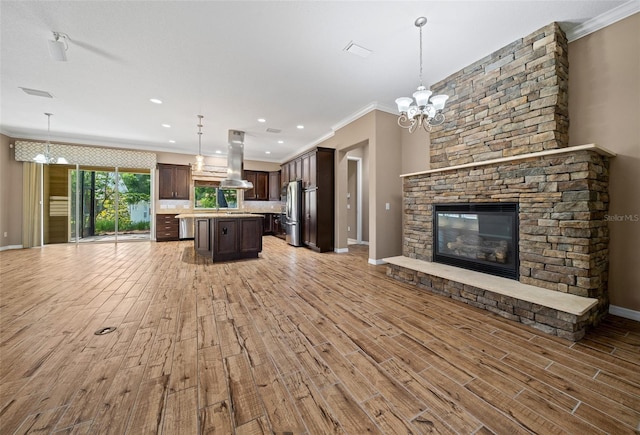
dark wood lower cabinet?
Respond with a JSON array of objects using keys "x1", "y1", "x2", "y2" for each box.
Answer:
[
  {"x1": 239, "y1": 218, "x2": 263, "y2": 254},
  {"x1": 194, "y1": 218, "x2": 211, "y2": 256},
  {"x1": 156, "y1": 214, "x2": 179, "y2": 241},
  {"x1": 193, "y1": 216, "x2": 263, "y2": 262}
]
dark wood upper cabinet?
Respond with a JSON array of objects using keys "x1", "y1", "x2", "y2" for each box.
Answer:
[
  {"x1": 301, "y1": 154, "x2": 310, "y2": 187},
  {"x1": 243, "y1": 171, "x2": 258, "y2": 200},
  {"x1": 243, "y1": 170, "x2": 269, "y2": 201},
  {"x1": 269, "y1": 171, "x2": 281, "y2": 201},
  {"x1": 158, "y1": 164, "x2": 190, "y2": 200}
]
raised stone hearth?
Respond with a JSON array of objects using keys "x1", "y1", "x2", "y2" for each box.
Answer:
[{"x1": 385, "y1": 256, "x2": 599, "y2": 341}]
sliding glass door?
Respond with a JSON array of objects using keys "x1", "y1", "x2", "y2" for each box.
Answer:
[{"x1": 69, "y1": 167, "x2": 150, "y2": 243}]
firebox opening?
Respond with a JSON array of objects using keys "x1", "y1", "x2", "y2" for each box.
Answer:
[{"x1": 433, "y1": 203, "x2": 519, "y2": 280}]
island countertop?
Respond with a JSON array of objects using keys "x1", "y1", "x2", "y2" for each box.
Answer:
[{"x1": 175, "y1": 212, "x2": 264, "y2": 219}]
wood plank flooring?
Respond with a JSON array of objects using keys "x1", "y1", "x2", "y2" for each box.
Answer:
[{"x1": 1, "y1": 237, "x2": 639, "y2": 434}]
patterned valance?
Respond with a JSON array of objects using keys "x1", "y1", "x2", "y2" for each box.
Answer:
[{"x1": 14, "y1": 141, "x2": 157, "y2": 169}]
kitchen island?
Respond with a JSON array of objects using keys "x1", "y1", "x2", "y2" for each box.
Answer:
[{"x1": 176, "y1": 213, "x2": 264, "y2": 262}]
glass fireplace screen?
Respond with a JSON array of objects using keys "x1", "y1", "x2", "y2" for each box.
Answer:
[{"x1": 433, "y1": 203, "x2": 518, "y2": 279}]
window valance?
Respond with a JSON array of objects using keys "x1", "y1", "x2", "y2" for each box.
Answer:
[{"x1": 14, "y1": 141, "x2": 157, "y2": 169}]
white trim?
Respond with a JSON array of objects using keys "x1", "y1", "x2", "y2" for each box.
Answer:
[
  {"x1": 334, "y1": 247, "x2": 349, "y2": 254},
  {"x1": 368, "y1": 258, "x2": 386, "y2": 265},
  {"x1": 0, "y1": 245, "x2": 23, "y2": 251},
  {"x1": 609, "y1": 304, "x2": 640, "y2": 322},
  {"x1": 400, "y1": 144, "x2": 616, "y2": 178},
  {"x1": 567, "y1": 1, "x2": 640, "y2": 42}
]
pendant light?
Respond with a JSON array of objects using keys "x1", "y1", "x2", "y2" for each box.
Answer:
[
  {"x1": 34, "y1": 113, "x2": 68, "y2": 164},
  {"x1": 395, "y1": 17, "x2": 449, "y2": 133},
  {"x1": 195, "y1": 115, "x2": 204, "y2": 171}
]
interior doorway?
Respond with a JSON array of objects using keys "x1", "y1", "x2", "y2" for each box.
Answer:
[{"x1": 347, "y1": 157, "x2": 362, "y2": 244}]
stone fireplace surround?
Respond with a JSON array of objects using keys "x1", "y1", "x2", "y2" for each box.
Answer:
[
  {"x1": 384, "y1": 22, "x2": 615, "y2": 341},
  {"x1": 386, "y1": 144, "x2": 613, "y2": 341}
]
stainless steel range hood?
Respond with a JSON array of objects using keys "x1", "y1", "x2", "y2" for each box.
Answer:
[{"x1": 220, "y1": 130, "x2": 254, "y2": 190}]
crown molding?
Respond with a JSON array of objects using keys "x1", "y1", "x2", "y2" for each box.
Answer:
[
  {"x1": 566, "y1": 1, "x2": 640, "y2": 42},
  {"x1": 330, "y1": 101, "x2": 396, "y2": 132}
]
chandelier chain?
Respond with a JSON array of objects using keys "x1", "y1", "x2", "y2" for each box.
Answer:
[
  {"x1": 197, "y1": 114, "x2": 203, "y2": 155},
  {"x1": 419, "y1": 24, "x2": 423, "y2": 87},
  {"x1": 45, "y1": 113, "x2": 52, "y2": 156}
]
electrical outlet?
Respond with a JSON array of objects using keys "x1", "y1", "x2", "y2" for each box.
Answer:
[
  {"x1": 347, "y1": 226, "x2": 351, "y2": 232},
  {"x1": 3, "y1": 232, "x2": 7, "y2": 238},
  {"x1": 385, "y1": 203, "x2": 390, "y2": 210}
]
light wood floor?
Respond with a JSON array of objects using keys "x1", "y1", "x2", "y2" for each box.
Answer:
[{"x1": 1, "y1": 237, "x2": 639, "y2": 434}]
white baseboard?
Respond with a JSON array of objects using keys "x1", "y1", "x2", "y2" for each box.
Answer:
[
  {"x1": 609, "y1": 305, "x2": 640, "y2": 322},
  {"x1": 0, "y1": 245, "x2": 23, "y2": 252},
  {"x1": 347, "y1": 238, "x2": 369, "y2": 245},
  {"x1": 368, "y1": 258, "x2": 387, "y2": 266},
  {"x1": 334, "y1": 248, "x2": 349, "y2": 254}
]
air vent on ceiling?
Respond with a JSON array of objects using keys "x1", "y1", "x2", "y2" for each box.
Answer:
[
  {"x1": 20, "y1": 87, "x2": 54, "y2": 98},
  {"x1": 344, "y1": 41, "x2": 372, "y2": 58},
  {"x1": 266, "y1": 128, "x2": 282, "y2": 134}
]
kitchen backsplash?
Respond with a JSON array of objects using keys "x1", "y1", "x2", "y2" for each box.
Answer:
[{"x1": 156, "y1": 199, "x2": 284, "y2": 214}]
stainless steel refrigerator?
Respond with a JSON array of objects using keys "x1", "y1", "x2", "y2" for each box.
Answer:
[{"x1": 285, "y1": 180, "x2": 303, "y2": 246}]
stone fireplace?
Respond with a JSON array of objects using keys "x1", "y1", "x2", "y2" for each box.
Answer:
[{"x1": 385, "y1": 22, "x2": 614, "y2": 340}]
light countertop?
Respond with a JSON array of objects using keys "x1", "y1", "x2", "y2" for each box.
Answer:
[{"x1": 174, "y1": 212, "x2": 264, "y2": 219}]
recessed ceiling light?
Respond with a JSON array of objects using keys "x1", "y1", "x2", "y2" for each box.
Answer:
[
  {"x1": 215, "y1": 150, "x2": 221, "y2": 154},
  {"x1": 278, "y1": 140, "x2": 284, "y2": 144},
  {"x1": 344, "y1": 41, "x2": 372, "y2": 58},
  {"x1": 297, "y1": 125, "x2": 304, "y2": 129},
  {"x1": 162, "y1": 123, "x2": 171, "y2": 128},
  {"x1": 150, "y1": 98, "x2": 163, "y2": 104},
  {"x1": 169, "y1": 140, "x2": 176, "y2": 143},
  {"x1": 257, "y1": 118, "x2": 266, "y2": 123},
  {"x1": 265, "y1": 151, "x2": 271, "y2": 154}
]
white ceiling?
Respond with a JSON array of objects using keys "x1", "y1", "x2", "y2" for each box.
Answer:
[{"x1": 0, "y1": 1, "x2": 632, "y2": 163}]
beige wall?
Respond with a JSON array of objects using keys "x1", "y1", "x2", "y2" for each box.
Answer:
[
  {"x1": 317, "y1": 110, "x2": 404, "y2": 262},
  {"x1": 0, "y1": 134, "x2": 23, "y2": 248},
  {"x1": 373, "y1": 111, "x2": 403, "y2": 259},
  {"x1": 401, "y1": 127, "x2": 430, "y2": 174},
  {"x1": 568, "y1": 13, "x2": 640, "y2": 312}
]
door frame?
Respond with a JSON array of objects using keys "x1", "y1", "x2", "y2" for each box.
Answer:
[{"x1": 347, "y1": 156, "x2": 362, "y2": 244}]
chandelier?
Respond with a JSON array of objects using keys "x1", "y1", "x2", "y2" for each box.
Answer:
[
  {"x1": 195, "y1": 114, "x2": 204, "y2": 171},
  {"x1": 34, "y1": 113, "x2": 68, "y2": 164},
  {"x1": 395, "y1": 17, "x2": 449, "y2": 133}
]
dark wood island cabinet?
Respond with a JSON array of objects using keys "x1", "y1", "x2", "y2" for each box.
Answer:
[{"x1": 182, "y1": 213, "x2": 264, "y2": 262}]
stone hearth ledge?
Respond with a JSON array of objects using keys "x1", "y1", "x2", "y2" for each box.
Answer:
[
  {"x1": 384, "y1": 256, "x2": 597, "y2": 316},
  {"x1": 384, "y1": 257, "x2": 601, "y2": 340},
  {"x1": 400, "y1": 144, "x2": 616, "y2": 178}
]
